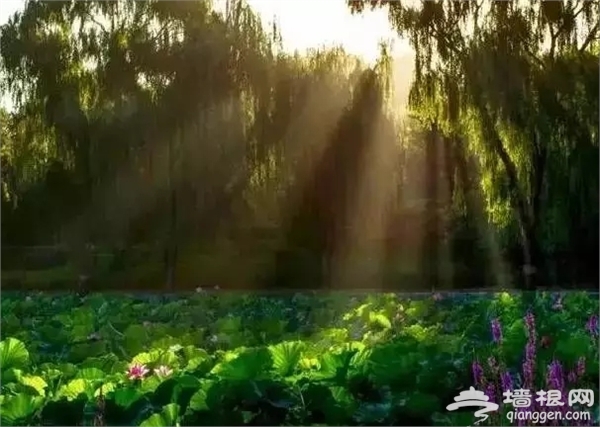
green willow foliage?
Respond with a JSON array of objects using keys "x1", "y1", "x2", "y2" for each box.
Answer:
[
  {"x1": 0, "y1": 0, "x2": 380, "y2": 243},
  {"x1": 0, "y1": 0, "x2": 598, "y2": 290},
  {"x1": 350, "y1": 0, "x2": 598, "y2": 289}
]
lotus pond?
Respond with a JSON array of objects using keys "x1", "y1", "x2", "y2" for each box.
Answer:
[{"x1": 1, "y1": 291, "x2": 598, "y2": 426}]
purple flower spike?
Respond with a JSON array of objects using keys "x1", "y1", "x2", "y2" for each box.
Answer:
[
  {"x1": 524, "y1": 312, "x2": 536, "y2": 341},
  {"x1": 525, "y1": 341, "x2": 536, "y2": 361},
  {"x1": 546, "y1": 359, "x2": 565, "y2": 391},
  {"x1": 586, "y1": 315, "x2": 598, "y2": 338},
  {"x1": 500, "y1": 370, "x2": 513, "y2": 392},
  {"x1": 523, "y1": 359, "x2": 535, "y2": 388},
  {"x1": 491, "y1": 318, "x2": 503, "y2": 344},
  {"x1": 522, "y1": 326, "x2": 537, "y2": 389},
  {"x1": 472, "y1": 360, "x2": 484, "y2": 386},
  {"x1": 485, "y1": 383, "x2": 496, "y2": 403}
]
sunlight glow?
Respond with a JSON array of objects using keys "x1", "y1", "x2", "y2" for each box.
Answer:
[
  {"x1": 0, "y1": 0, "x2": 412, "y2": 111},
  {"x1": 245, "y1": 0, "x2": 409, "y2": 64},
  {"x1": 0, "y1": 0, "x2": 408, "y2": 65}
]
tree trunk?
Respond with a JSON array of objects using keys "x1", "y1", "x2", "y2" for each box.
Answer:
[
  {"x1": 452, "y1": 136, "x2": 486, "y2": 288},
  {"x1": 477, "y1": 106, "x2": 543, "y2": 290}
]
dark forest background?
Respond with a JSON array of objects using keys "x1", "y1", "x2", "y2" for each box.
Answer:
[{"x1": 1, "y1": 0, "x2": 598, "y2": 292}]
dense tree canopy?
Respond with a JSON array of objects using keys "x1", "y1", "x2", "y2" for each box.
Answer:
[
  {"x1": 350, "y1": 0, "x2": 599, "y2": 289},
  {"x1": 1, "y1": 0, "x2": 598, "y2": 291}
]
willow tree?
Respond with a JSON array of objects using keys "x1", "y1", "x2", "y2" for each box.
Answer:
[
  {"x1": 1, "y1": 0, "x2": 389, "y2": 290},
  {"x1": 350, "y1": 0, "x2": 599, "y2": 289}
]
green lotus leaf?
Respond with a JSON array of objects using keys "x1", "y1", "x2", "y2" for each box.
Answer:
[
  {"x1": 181, "y1": 346, "x2": 209, "y2": 363},
  {"x1": 369, "y1": 312, "x2": 392, "y2": 329},
  {"x1": 79, "y1": 353, "x2": 120, "y2": 372},
  {"x1": 139, "y1": 375, "x2": 163, "y2": 394},
  {"x1": 1, "y1": 367, "x2": 23, "y2": 384},
  {"x1": 130, "y1": 351, "x2": 149, "y2": 365},
  {"x1": 269, "y1": 341, "x2": 305, "y2": 377},
  {"x1": 18, "y1": 374, "x2": 48, "y2": 396},
  {"x1": 56, "y1": 378, "x2": 92, "y2": 401},
  {"x1": 150, "y1": 336, "x2": 182, "y2": 351},
  {"x1": 0, "y1": 393, "x2": 43, "y2": 425},
  {"x1": 94, "y1": 382, "x2": 115, "y2": 397},
  {"x1": 152, "y1": 375, "x2": 201, "y2": 412},
  {"x1": 210, "y1": 347, "x2": 273, "y2": 381},
  {"x1": 187, "y1": 386, "x2": 210, "y2": 412},
  {"x1": 113, "y1": 386, "x2": 143, "y2": 409},
  {"x1": 55, "y1": 363, "x2": 78, "y2": 379},
  {"x1": 0, "y1": 338, "x2": 30, "y2": 372},
  {"x1": 139, "y1": 402, "x2": 180, "y2": 427},
  {"x1": 132, "y1": 350, "x2": 160, "y2": 365},
  {"x1": 123, "y1": 324, "x2": 150, "y2": 355},
  {"x1": 156, "y1": 350, "x2": 179, "y2": 367},
  {"x1": 75, "y1": 367, "x2": 106, "y2": 381},
  {"x1": 185, "y1": 356, "x2": 213, "y2": 374},
  {"x1": 310, "y1": 350, "x2": 357, "y2": 382},
  {"x1": 1, "y1": 314, "x2": 21, "y2": 337},
  {"x1": 38, "y1": 364, "x2": 63, "y2": 381}
]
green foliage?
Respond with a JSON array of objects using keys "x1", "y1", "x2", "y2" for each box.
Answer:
[
  {"x1": 351, "y1": 0, "x2": 598, "y2": 284},
  {"x1": 0, "y1": 0, "x2": 597, "y2": 291},
  {"x1": 0, "y1": 0, "x2": 384, "y2": 249},
  {"x1": 0, "y1": 337, "x2": 30, "y2": 372},
  {"x1": 1, "y1": 291, "x2": 597, "y2": 426}
]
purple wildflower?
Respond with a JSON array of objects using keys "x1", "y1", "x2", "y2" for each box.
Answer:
[
  {"x1": 567, "y1": 370, "x2": 577, "y2": 383},
  {"x1": 525, "y1": 340, "x2": 536, "y2": 361},
  {"x1": 546, "y1": 359, "x2": 565, "y2": 391},
  {"x1": 586, "y1": 315, "x2": 598, "y2": 338},
  {"x1": 491, "y1": 318, "x2": 503, "y2": 344},
  {"x1": 472, "y1": 360, "x2": 484, "y2": 386},
  {"x1": 524, "y1": 312, "x2": 536, "y2": 341},
  {"x1": 500, "y1": 370, "x2": 513, "y2": 392},
  {"x1": 522, "y1": 327, "x2": 537, "y2": 389},
  {"x1": 547, "y1": 360, "x2": 570, "y2": 420},
  {"x1": 523, "y1": 359, "x2": 535, "y2": 388},
  {"x1": 485, "y1": 382, "x2": 496, "y2": 403}
]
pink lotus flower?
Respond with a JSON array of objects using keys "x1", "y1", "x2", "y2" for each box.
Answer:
[
  {"x1": 154, "y1": 365, "x2": 173, "y2": 377},
  {"x1": 126, "y1": 363, "x2": 149, "y2": 380}
]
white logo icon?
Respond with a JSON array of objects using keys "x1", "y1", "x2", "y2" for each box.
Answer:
[{"x1": 446, "y1": 387, "x2": 499, "y2": 425}]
